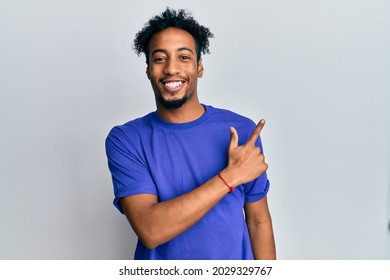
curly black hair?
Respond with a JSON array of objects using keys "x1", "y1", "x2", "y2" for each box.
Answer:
[{"x1": 133, "y1": 7, "x2": 214, "y2": 64}]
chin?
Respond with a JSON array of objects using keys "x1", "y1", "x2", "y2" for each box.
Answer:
[{"x1": 157, "y1": 92, "x2": 192, "y2": 110}]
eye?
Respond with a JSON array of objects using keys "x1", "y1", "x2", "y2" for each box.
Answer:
[
  {"x1": 180, "y1": 55, "x2": 190, "y2": 61},
  {"x1": 153, "y1": 57, "x2": 166, "y2": 63}
]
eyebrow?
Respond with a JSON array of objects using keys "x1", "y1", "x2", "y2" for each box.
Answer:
[{"x1": 151, "y1": 47, "x2": 194, "y2": 56}]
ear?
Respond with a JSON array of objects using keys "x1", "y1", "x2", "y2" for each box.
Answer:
[
  {"x1": 146, "y1": 66, "x2": 150, "y2": 79},
  {"x1": 197, "y1": 59, "x2": 204, "y2": 78}
]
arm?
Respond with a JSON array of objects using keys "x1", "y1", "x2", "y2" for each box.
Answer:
[
  {"x1": 120, "y1": 120, "x2": 268, "y2": 249},
  {"x1": 244, "y1": 195, "x2": 276, "y2": 260},
  {"x1": 121, "y1": 174, "x2": 230, "y2": 249}
]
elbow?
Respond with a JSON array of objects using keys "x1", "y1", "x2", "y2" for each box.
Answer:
[
  {"x1": 137, "y1": 228, "x2": 167, "y2": 249},
  {"x1": 139, "y1": 235, "x2": 160, "y2": 249}
]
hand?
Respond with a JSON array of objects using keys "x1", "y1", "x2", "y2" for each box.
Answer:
[{"x1": 221, "y1": 120, "x2": 268, "y2": 187}]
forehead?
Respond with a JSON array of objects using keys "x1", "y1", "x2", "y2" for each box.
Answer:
[{"x1": 148, "y1": 27, "x2": 197, "y2": 53}]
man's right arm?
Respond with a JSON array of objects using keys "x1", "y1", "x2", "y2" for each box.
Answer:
[{"x1": 120, "y1": 120, "x2": 268, "y2": 249}]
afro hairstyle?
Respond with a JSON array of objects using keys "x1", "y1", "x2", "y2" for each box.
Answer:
[{"x1": 133, "y1": 7, "x2": 214, "y2": 64}]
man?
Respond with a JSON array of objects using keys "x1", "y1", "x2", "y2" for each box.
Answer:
[{"x1": 105, "y1": 8, "x2": 276, "y2": 260}]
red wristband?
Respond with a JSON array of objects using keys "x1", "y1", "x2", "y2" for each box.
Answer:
[{"x1": 217, "y1": 173, "x2": 235, "y2": 193}]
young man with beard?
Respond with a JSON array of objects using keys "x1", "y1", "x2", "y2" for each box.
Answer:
[{"x1": 105, "y1": 8, "x2": 276, "y2": 260}]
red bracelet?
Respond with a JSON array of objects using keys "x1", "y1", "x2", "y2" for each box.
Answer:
[{"x1": 217, "y1": 173, "x2": 235, "y2": 193}]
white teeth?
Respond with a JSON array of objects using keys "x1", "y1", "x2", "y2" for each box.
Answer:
[{"x1": 165, "y1": 81, "x2": 182, "y2": 89}]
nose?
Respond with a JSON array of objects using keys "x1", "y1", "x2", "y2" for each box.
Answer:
[{"x1": 163, "y1": 58, "x2": 181, "y2": 75}]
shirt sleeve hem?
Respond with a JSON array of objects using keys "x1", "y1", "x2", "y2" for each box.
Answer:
[
  {"x1": 114, "y1": 190, "x2": 158, "y2": 214},
  {"x1": 244, "y1": 179, "x2": 270, "y2": 203}
]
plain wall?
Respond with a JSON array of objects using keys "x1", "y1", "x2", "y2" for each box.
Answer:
[{"x1": 1, "y1": 0, "x2": 389, "y2": 259}]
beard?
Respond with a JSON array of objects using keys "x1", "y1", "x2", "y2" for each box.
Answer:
[{"x1": 155, "y1": 91, "x2": 193, "y2": 110}]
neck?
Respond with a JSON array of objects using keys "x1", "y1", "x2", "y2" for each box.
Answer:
[{"x1": 156, "y1": 96, "x2": 205, "y2": 123}]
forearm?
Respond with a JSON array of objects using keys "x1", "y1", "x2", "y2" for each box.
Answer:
[{"x1": 121, "y1": 172, "x2": 232, "y2": 249}]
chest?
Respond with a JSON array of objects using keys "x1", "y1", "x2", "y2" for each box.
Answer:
[{"x1": 141, "y1": 127, "x2": 230, "y2": 201}]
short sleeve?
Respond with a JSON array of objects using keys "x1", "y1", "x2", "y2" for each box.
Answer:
[
  {"x1": 243, "y1": 135, "x2": 270, "y2": 202},
  {"x1": 105, "y1": 126, "x2": 157, "y2": 214}
]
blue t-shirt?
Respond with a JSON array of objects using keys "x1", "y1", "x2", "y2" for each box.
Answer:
[{"x1": 105, "y1": 105, "x2": 270, "y2": 260}]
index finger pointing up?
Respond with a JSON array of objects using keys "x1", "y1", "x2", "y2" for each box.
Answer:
[{"x1": 247, "y1": 119, "x2": 266, "y2": 145}]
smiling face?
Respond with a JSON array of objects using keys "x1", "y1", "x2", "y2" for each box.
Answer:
[{"x1": 146, "y1": 27, "x2": 204, "y2": 110}]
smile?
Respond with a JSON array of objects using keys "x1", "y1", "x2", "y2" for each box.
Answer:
[{"x1": 162, "y1": 80, "x2": 185, "y2": 92}]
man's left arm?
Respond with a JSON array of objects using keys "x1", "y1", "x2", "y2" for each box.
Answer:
[{"x1": 244, "y1": 195, "x2": 276, "y2": 259}]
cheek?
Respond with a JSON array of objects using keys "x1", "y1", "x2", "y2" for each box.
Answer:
[
  {"x1": 150, "y1": 70, "x2": 161, "y2": 82},
  {"x1": 187, "y1": 65, "x2": 200, "y2": 78}
]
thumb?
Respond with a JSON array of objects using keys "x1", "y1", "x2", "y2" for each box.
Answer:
[{"x1": 228, "y1": 127, "x2": 239, "y2": 151}]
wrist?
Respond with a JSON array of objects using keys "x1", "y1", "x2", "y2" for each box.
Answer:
[
  {"x1": 217, "y1": 172, "x2": 234, "y2": 193},
  {"x1": 219, "y1": 168, "x2": 241, "y2": 188}
]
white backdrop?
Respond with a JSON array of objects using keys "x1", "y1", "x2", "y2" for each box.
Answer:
[{"x1": 1, "y1": 0, "x2": 389, "y2": 259}]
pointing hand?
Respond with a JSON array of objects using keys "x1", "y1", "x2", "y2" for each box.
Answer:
[{"x1": 223, "y1": 120, "x2": 268, "y2": 187}]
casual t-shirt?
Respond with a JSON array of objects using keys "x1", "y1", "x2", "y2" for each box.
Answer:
[{"x1": 105, "y1": 104, "x2": 270, "y2": 259}]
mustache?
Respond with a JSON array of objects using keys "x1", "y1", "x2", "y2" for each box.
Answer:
[{"x1": 159, "y1": 76, "x2": 188, "y2": 82}]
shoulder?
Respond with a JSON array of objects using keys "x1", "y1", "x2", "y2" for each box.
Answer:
[
  {"x1": 206, "y1": 105, "x2": 256, "y2": 128},
  {"x1": 106, "y1": 112, "x2": 155, "y2": 146}
]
